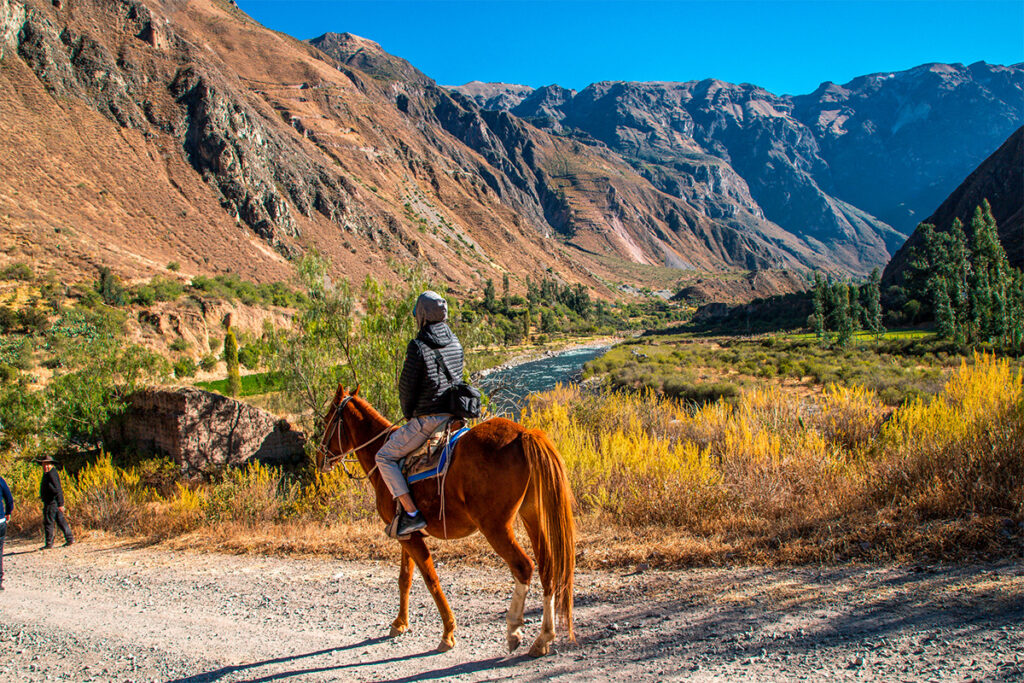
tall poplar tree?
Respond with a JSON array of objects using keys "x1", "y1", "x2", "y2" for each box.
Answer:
[
  {"x1": 836, "y1": 284, "x2": 853, "y2": 346},
  {"x1": 812, "y1": 272, "x2": 826, "y2": 339},
  {"x1": 864, "y1": 268, "x2": 884, "y2": 337},
  {"x1": 224, "y1": 328, "x2": 241, "y2": 397}
]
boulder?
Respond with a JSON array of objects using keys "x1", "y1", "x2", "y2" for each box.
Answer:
[{"x1": 106, "y1": 386, "x2": 306, "y2": 472}]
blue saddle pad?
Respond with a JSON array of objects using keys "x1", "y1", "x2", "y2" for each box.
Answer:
[{"x1": 407, "y1": 427, "x2": 469, "y2": 484}]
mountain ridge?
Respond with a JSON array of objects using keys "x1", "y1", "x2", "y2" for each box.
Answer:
[
  {"x1": 453, "y1": 60, "x2": 1023, "y2": 269},
  {"x1": 1, "y1": 0, "x2": 1020, "y2": 306}
]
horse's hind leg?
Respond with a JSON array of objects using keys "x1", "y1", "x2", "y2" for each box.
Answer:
[
  {"x1": 390, "y1": 548, "x2": 414, "y2": 637},
  {"x1": 478, "y1": 520, "x2": 534, "y2": 653},
  {"x1": 521, "y1": 511, "x2": 557, "y2": 657},
  {"x1": 401, "y1": 534, "x2": 456, "y2": 651}
]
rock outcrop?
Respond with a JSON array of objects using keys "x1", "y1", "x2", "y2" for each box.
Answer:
[{"x1": 105, "y1": 387, "x2": 306, "y2": 472}]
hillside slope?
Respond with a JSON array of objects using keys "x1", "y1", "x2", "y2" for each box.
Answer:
[
  {"x1": 0, "y1": 0, "x2": 813, "y2": 300},
  {"x1": 884, "y1": 125, "x2": 1024, "y2": 284}
]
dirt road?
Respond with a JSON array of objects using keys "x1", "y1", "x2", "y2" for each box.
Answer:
[{"x1": 1, "y1": 538, "x2": 1021, "y2": 682}]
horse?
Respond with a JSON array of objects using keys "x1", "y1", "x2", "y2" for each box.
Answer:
[{"x1": 316, "y1": 384, "x2": 575, "y2": 656}]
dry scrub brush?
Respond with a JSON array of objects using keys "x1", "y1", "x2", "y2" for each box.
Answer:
[
  {"x1": 2, "y1": 355, "x2": 1019, "y2": 564},
  {"x1": 523, "y1": 353, "x2": 1022, "y2": 562}
]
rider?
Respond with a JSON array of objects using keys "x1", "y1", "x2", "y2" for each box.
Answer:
[{"x1": 376, "y1": 290, "x2": 463, "y2": 538}]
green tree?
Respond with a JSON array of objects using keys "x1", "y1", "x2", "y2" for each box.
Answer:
[
  {"x1": 969, "y1": 201, "x2": 1013, "y2": 343},
  {"x1": 934, "y1": 281, "x2": 956, "y2": 339},
  {"x1": 835, "y1": 284, "x2": 853, "y2": 346},
  {"x1": 946, "y1": 218, "x2": 972, "y2": 343},
  {"x1": 811, "y1": 272, "x2": 825, "y2": 339},
  {"x1": 45, "y1": 310, "x2": 167, "y2": 450},
  {"x1": 269, "y1": 250, "x2": 356, "y2": 431},
  {"x1": 849, "y1": 283, "x2": 864, "y2": 331},
  {"x1": 224, "y1": 328, "x2": 241, "y2": 397},
  {"x1": 864, "y1": 267, "x2": 884, "y2": 337},
  {"x1": 96, "y1": 266, "x2": 127, "y2": 306},
  {"x1": 483, "y1": 278, "x2": 496, "y2": 313}
]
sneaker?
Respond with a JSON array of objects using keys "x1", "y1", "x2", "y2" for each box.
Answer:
[
  {"x1": 41, "y1": 545, "x2": 53, "y2": 550},
  {"x1": 393, "y1": 511, "x2": 427, "y2": 538},
  {"x1": 63, "y1": 539, "x2": 74, "y2": 547}
]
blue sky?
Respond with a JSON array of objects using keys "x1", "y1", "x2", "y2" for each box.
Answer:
[{"x1": 237, "y1": 0, "x2": 1024, "y2": 95}]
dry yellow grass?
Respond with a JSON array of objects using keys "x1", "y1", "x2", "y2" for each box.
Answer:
[{"x1": 5, "y1": 354, "x2": 1021, "y2": 566}]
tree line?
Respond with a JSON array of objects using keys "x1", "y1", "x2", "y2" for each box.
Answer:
[
  {"x1": 811, "y1": 268, "x2": 884, "y2": 345},
  {"x1": 889, "y1": 200, "x2": 1023, "y2": 349}
]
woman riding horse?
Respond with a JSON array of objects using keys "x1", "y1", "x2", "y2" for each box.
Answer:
[{"x1": 319, "y1": 294, "x2": 576, "y2": 655}]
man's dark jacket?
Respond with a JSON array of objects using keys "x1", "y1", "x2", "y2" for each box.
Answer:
[
  {"x1": 40, "y1": 468, "x2": 65, "y2": 507},
  {"x1": 398, "y1": 322, "x2": 464, "y2": 419},
  {"x1": 0, "y1": 476, "x2": 12, "y2": 518}
]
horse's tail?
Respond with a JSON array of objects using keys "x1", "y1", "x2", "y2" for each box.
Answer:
[{"x1": 520, "y1": 428, "x2": 576, "y2": 641}]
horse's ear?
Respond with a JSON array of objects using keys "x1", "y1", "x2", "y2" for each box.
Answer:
[
  {"x1": 333, "y1": 383, "x2": 346, "y2": 403},
  {"x1": 352, "y1": 384, "x2": 360, "y2": 396}
]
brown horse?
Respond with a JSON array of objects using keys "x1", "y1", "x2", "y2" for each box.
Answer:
[{"x1": 317, "y1": 385, "x2": 576, "y2": 655}]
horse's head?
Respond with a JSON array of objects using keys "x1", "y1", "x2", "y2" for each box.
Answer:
[{"x1": 315, "y1": 384, "x2": 357, "y2": 472}]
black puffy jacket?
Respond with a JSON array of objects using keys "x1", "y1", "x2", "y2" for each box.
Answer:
[{"x1": 398, "y1": 322, "x2": 464, "y2": 419}]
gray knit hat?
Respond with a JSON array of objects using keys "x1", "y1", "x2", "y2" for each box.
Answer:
[{"x1": 414, "y1": 291, "x2": 448, "y2": 328}]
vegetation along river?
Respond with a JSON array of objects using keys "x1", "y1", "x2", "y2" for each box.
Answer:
[{"x1": 474, "y1": 344, "x2": 610, "y2": 417}]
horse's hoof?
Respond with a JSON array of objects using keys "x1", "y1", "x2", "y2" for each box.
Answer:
[
  {"x1": 389, "y1": 624, "x2": 408, "y2": 637},
  {"x1": 528, "y1": 642, "x2": 550, "y2": 658},
  {"x1": 437, "y1": 636, "x2": 456, "y2": 652},
  {"x1": 507, "y1": 634, "x2": 522, "y2": 653}
]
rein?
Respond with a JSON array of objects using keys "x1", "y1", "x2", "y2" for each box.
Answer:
[{"x1": 317, "y1": 395, "x2": 397, "y2": 480}]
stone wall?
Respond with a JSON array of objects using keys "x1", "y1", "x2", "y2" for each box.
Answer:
[{"x1": 106, "y1": 387, "x2": 306, "y2": 472}]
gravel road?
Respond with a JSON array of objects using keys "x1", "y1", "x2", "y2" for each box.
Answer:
[{"x1": 1, "y1": 537, "x2": 1021, "y2": 682}]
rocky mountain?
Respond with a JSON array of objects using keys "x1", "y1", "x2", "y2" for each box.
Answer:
[
  {"x1": 447, "y1": 80, "x2": 534, "y2": 111},
  {"x1": 0, "y1": 0, "x2": 818, "y2": 301},
  {"x1": 884, "y1": 125, "x2": 1023, "y2": 284},
  {"x1": 454, "y1": 62, "x2": 1024, "y2": 273},
  {"x1": 1, "y1": 0, "x2": 1018, "y2": 305}
]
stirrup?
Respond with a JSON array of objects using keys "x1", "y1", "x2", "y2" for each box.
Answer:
[{"x1": 385, "y1": 501, "x2": 425, "y2": 540}]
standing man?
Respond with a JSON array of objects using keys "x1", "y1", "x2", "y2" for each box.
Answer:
[
  {"x1": 0, "y1": 471, "x2": 12, "y2": 590},
  {"x1": 36, "y1": 456, "x2": 73, "y2": 549},
  {"x1": 376, "y1": 291, "x2": 463, "y2": 539}
]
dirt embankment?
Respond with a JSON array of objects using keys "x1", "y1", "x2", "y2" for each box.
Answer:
[{"x1": 0, "y1": 538, "x2": 1021, "y2": 682}]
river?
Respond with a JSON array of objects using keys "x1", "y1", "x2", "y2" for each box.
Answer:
[{"x1": 473, "y1": 344, "x2": 610, "y2": 417}]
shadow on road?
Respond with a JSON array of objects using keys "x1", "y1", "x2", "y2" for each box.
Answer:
[
  {"x1": 166, "y1": 637, "x2": 394, "y2": 683},
  {"x1": 167, "y1": 637, "x2": 530, "y2": 683}
]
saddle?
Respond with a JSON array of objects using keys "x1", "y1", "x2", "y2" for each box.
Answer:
[{"x1": 401, "y1": 420, "x2": 469, "y2": 485}]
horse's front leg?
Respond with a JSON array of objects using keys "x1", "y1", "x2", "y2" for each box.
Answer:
[
  {"x1": 390, "y1": 548, "x2": 415, "y2": 637},
  {"x1": 402, "y1": 534, "x2": 456, "y2": 651}
]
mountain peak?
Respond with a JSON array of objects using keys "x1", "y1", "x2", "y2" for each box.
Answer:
[{"x1": 308, "y1": 32, "x2": 430, "y2": 85}]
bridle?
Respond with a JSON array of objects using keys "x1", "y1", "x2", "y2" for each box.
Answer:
[{"x1": 316, "y1": 394, "x2": 394, "y2": 480}]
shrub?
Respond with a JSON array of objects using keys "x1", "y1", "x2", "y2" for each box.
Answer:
[
  {"x1": 173, "y1": 357, "x2": 197, "y2": 378},
  {"x1": 237, "y1": 344, "x2": 261, "y2": 370},
  {"x1": 0, "y1": 262, "x2": 34, "y2": 281},
  {"x1": 199, "y1": 354, "x2": 218, "y2": 372},
  {"x1": 96, "y1": 266, "x2": 127, "y2": 306},
  {"x1": 169, "y1": 338, "x2": 189, "y2": 353}
]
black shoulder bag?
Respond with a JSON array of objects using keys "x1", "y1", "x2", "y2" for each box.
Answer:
[{"x1": 422, "y1": 343, "x2": 482, "y2": 419}]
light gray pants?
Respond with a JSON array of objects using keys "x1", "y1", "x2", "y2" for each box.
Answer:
[{"x1": 376, "y1": 414, "x2": 450, "y2": 499}]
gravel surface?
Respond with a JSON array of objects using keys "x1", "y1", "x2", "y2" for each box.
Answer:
[{"x1": 1, "y1": 537, "x2": 1022, "y2": 682}]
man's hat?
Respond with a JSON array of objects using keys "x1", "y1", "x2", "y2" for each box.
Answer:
[{"x1": 34, "y1": 456, "x2": 58, "y2": 465}]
